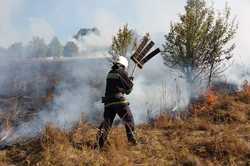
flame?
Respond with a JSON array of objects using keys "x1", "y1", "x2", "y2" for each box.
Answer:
[{"x1": 203, "y1": 89, "x2": 218, "y2": 105}]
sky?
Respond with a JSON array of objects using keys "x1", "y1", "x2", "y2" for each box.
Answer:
[{"x1": 0, "y1": 0, "x2": 249, "y2": 62}]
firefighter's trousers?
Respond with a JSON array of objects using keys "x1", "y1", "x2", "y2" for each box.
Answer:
[{"x1": 97, "y1": 104, "x2": 136, "y2": 148}]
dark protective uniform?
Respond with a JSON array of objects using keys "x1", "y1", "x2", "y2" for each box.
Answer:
[{"x1": 97, "y1": 64, "x2": 136, "y2": 148}]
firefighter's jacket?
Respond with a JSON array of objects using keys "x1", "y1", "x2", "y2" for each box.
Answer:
[{"x1": 103, "y1": 64, "x2": 133, "y2": 107}]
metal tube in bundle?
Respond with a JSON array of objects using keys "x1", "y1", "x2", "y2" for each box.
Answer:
[
  {"x1": 132, "y1": 41, "x2": 155, "y2": 68},
  {"x1": 131, "y1": 36, "x2": 149, "y2": 64},
  {"x1": 137, "y1": 41, "x2": 155, "y2": 61},
  {"x1": 133, "y1": 36, "x2": 150, "y2": 57},
  {"x1": 140, "y1": 48, "x2": 161, "y2": 66}
]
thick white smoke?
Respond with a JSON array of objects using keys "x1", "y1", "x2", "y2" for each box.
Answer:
[{"x1": 0, "y1": 31, "x2": 194, "y2": 145}]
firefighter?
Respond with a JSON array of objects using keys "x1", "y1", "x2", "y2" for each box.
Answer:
[{"x1": 96, "y1": 56, "x2": 136, "y2": 149}]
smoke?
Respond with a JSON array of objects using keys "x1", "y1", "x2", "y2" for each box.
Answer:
[
  {"x1": 126, "y1": 53, "x2": 192, "y2": 122},
  {"x1": 0, "y1": 56, "x2": 108, "y2": 144},
  {"x1": 73, "y1": 32, "x2": 110, "y2": 58},
  {"x1": 0, "y1": 33, "x2": 194, "y2": 145}
]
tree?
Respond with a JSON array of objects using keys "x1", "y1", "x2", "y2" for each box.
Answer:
[
  {"x1": 27, "y1": 37, "x2": 48, "y2": 58},
  {"x1": 47, "y1": 37, "x2": 63, "y2": 58},
  {"x1": 63, "y1": 41, "x2": 79, "y2": 57},
  {"x1": 162, "y1": 0, "x2": 237, "y2": 87},
  {"x1": 109, "y1": 24, "x2": 137, "y2": 61}
]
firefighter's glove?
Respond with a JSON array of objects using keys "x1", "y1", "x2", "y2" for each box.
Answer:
[{"x1": 129, "y1": 76, "x2": 134, "y2": 81}]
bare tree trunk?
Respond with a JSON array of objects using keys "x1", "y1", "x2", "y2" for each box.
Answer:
[{"x1": 208, "y1": 62, "x2": 214, "y2": 88}]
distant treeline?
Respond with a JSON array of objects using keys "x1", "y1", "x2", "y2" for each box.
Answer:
[{"x1": 0, "y1": 37, "x2": 79, "y2": 58}]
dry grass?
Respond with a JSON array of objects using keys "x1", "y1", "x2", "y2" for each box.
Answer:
[{"x1": 0, "y1": 86, "x2": 250, "y2": 165}]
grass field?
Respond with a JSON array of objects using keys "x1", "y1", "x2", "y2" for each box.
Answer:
[{"x1": 0, "y1": 85, "x2": 250, "y2": 166}]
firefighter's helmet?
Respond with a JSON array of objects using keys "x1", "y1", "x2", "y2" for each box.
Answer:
[{"x1": 116, "y1": 56, "x2": 128, "y2": 68}]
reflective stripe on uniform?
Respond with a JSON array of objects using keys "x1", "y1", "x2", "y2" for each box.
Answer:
[
  {"x1": 107, "y1": 72, "x2": 120, "y2": 79},
  {"x1": 105, "y1": 100, "x2": 129, "y2": 108}
]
